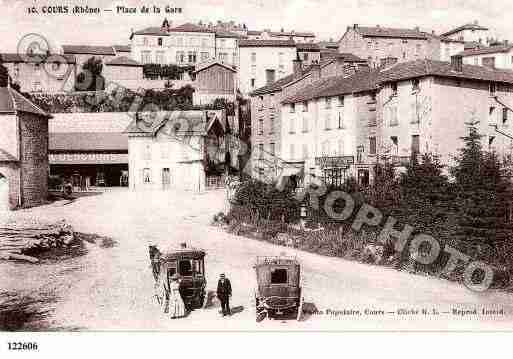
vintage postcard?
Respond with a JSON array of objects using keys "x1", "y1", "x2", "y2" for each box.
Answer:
[{"x1": 1, "y1": 0, "x2": 513, "y2": 349}]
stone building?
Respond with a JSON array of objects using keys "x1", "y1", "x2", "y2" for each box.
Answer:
[
  {"x1": 459, "y1": 44, "x2": 513, "y2": 70},
  {"x1": 337, "y1": 24, "x2": 463, "y2": 67},
  {"x1": 0, "y1": 87, "x2": 52, "y2": 210},
  {"x1": 125, "y1": 110, "x2": 229, "y2": 192}
]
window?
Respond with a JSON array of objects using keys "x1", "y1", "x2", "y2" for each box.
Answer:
[
  {"x1": 232, "y1": 52, "x2": 237, "y2": 64},
  {"x1": 289, "y1": 117, "x2": 295, "y2": 133},
  {"x1": 503, "y1": 107, "x2": 508, "y2": 125},
  {"x1": 415, "y1": 44, "x2": 421, "y2": 56},
  {"x1": 302, "y1": 117, "x2": 308, "y2": 132},
  {"x1": 219, "y1": 52, "x2": 228, "y2": 62},
  {"x1": 251, "y1": 78, "x2": 255, "y2": 88},
  {"x1": 176, "y1": 51, "x2": 185, "y2": 63},
  {"x1": 391, "y1": 136, "x2": 399, "y2": 153},
  {"x1": 403, "y1": 51, "x2": 406, "y2": 59},
  {"x1": 179, "y1": 260, "x2": 192, "y2": 276},
  {"x1": 143, "y1": 37, "x2": 149, "y2": 46},
  {"x1": 265, "y1": 69, "x2": 276, "y2": 84},
  {"x1": 258, "y1": 167, "x2": 264, "y2": 179},
  {"x1": 289, "y1": 144, "x2": 295, "y2": 159},
  {"x1": 367, "y1": 41, "x2": 373, "y2": 49},
  {"x1": 325, "y1": 113, "x2": 331, "y2": 130},
  {"x1": 251, "y1": 52, "x2": 256, "y2": 62},
  {"x1": 389, "y1": 106, "x2": 398, "y2": 126},
  {"x1": 158, "y1": 37, "x2": 163, "y2": 46},
  {"x1": 143, "y1": 168, "x2": 151, "y2": 183},
  {"x1": 369, "y1": 137, "x2": 377, "y2": 155},
  {"x1": 325, "y1": 97, "x2": 331, "y2": 109},
  {"x1": 303, "y1": 53, "x2": 309, "y2": 61},
  {"x1": 411, "y1": 135, "x2": 420, "y2": 154},
  {"x1": 144, "y1": 144, "x2": 151, "y2": 160},
  {"x1": 338, "y1": 95, "x2": 344, "y2": 107},
  {"x1": 270, "y1": 142, "x2": 276, "y2": 156},
  {"x1": 251, "y1": 64, "x2": 256, "y2": 75},
  {"x1": 258, "y1": 143, "x2": 264, "y2": 159},
  {"x1": 490, "y1": 82, "x2": 497, "y2": 96},
  {"x1": 412, "y1": 79, "x2": 420, "y2": 92},
  {"x1": 258, "y1": 118, "x2": 263, "y2": 135},
  {"x1": 290, "y1": 103, "x2": 296, "y2": 113},
  {"x1": 269, "y1": 114, "x2": 275, "y2": 133},
  {"x1": 391, "y1": 83, "x2": 398, "y2": 96},
  {"x1": 219, "y1": 39, "x2": 226, "y2": 48},
  {"x1": 188, "y1": 51, "x2": 197, "y2": 63},
  {"x1": 302, "y1": 101, "x2": 308, "y2": 112},
  {"x1": 300, "y1": 144, "x2": 308, "y2": 159},
  {"x1": 201, "y1": 52, "x2": 209, "y2": 62},
  {"x1": 270, "y1": 268, "x2": 287, "y2": 284},
  {"x1": 474, "y1": 58, "x2": 479, "y2": 65},
  {"x1": 338, "y1": 112, "x2": 344, "y2": 129},
  {"x1": 156, "y1": 51, "x2": 165, "y2": 64}
]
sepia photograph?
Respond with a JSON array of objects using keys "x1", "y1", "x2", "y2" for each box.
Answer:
[{"x1": 1, "y1": 0, "x2": 513, "y2": 355}]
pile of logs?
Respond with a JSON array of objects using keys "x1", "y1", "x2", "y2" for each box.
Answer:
[{"x1": 0, "y1": 219, "x2": 75, "y2": 263}]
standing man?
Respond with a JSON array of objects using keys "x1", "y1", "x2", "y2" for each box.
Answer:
[{"x1": 217, "y1": 273, "x2": 232, "y2": 316}]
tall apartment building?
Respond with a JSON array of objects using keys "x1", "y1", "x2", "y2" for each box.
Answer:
[
  {"x1": 239, "y1": 39, "x2": 297, "y2": 95},
  {"x1": 338, "y1": 24, "x2": 464, "y2": 67},
  {"x1": 130, "y1": 20, "x2": 239, "y2": 67}
]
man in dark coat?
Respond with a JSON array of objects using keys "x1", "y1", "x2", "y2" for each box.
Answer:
[{"x1": 217, "y1": 273, "x2": 232, "y2": 316}]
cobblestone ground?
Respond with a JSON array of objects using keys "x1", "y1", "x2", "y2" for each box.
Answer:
[{"x1": 1, "y1": 189, "x2": 513, "y2": 331}]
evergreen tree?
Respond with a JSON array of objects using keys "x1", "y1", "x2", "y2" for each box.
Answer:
[{"x1": 451, "y1": 122, "x2": 513, "y2": 245}]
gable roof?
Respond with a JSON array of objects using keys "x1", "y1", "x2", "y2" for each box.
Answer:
[
  {"x1": 214, "y1": 30, "x2": 241, "y2": 38},
  {"x1": 0, "y1": 87, "x2": 52, "y2": 118},
  {"x1": 169, "y1": 22, "x2": 214, "y2": 33},
  {"x1": 378, "y1": 59, "x2": 513, "y2": 85},
  {"x1": 239, "y1": 39, "x2": 296, "y2": 48},
  {"x1": 269, "y1": 31, "x2": 315, "y2": 38},
  {"x1": 106, "y1": 56, "x2": 142, "y2": 67},
  {"x1": 441, "y1": 23, "x2": 489, "y2": 37},
  {"x1": 62, "y1": 45, "x2": 116, "y2": 56},
  {"x1": 0, "y1": 148, "x2": 18, "y2": 162},
  {"x1": 132, "y1": 27, "x2": 170, "y2": 36},
  {"x1": 352, "y1": 26, "x2": 429, "y2": 40},
  {"x1": 458, "y1": 45, "x2": 513, "y2": 57},
  {"x1": 193, "y1": 60, "x2": 236, "y2": 74},
  {"x1": 0, "y1": 53, "x2": 76, "y2": 64},
  {"x1": 250, "y1": 73, "x2": 297, "y2": 96},
  {"x1": 124, "y1": 111, "x2": 209, "y2": 135}
]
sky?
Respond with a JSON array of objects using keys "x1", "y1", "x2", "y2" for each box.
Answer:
[{"x1": 1, "y1": 0, "x2": 513, "y2": 52}]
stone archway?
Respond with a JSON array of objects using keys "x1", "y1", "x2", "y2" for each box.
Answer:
[{"x1": 0, "y1": 173, "x2": 9, "y2": 212}]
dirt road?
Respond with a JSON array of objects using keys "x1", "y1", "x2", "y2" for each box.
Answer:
[{"x1": 1, "y1": 189, "x2": 513, "y2": 331}]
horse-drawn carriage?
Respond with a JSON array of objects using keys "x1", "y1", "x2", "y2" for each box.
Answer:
[
  {"x1": 149, "y1": 243, "x2": 207, "y2": 310},
  {"x1": 254, "y1": 256, "x2": 304, "y2": 321}
]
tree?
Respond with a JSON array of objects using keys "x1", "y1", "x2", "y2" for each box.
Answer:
[
  {"x1": 75, "y1": 56, "x2": 105, "y2": 91},
  {"x1": 451, "y1": 122, "x2": 513, "y2": 245}
]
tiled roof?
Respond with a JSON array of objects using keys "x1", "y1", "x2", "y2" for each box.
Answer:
[
  {"x1": 321, "y1": 52, "x2": 367, "y2": 63},
  {"x1": 250, "y1": 73, "x2": 296, "y2": 96},
  {"x1": 49, "y1": 132, "x2": 128, "y2": 151},
  {"x1": 378, "y1": 59, "x2": 513, "y2": 85},
  {"x1": 296, "y1": 43, "x2": 320, "y2": 51},
  {"x1": 106, "y1": 56, "x2": 142, "y2": 67},
  {"x1": 270, "y1": 31, "x2": 315, "y2": 38},
  {"x1": 354, "y1": 26, "x2": 428, "y2": 39},
  {"x1": 282, "y1": 69, "x2": 379, "y2": 104},
  {"x1": 318, "y1": 41, "x2": 339, "y2": 49},
  {"x1": 458, "y1": 45, "x2": 513, "y2": 57},
  {"x1": 133, "y1": 27, "x2": 170, "y2": 36},
  {"x1": 0, "y1": 53, "x2": 76, "y2": 64},
  {"x1": 169, "y1": 23, "x2": 214, "y2": 33},
  {"x1": 193, "y1": 60, "x2": 236, "y2": 73},
  {"x1": 0, "y1": 87, "x2": 52, "y2": 118},
  {"x1": 62, "y1": 45, "x2": 116, "y2": 56},
  {"x1": 441, "y1": 23, "x2": 489, "y2": 37},
  {"x1": 214, "y1": 30, "x2": 241, "y2": 38},
  {"x1": 49, "y1": 112, "x2": 132, "y2": 133},
  {"x1": 113, "y1": 45, "x2": 131, "y2": 52},
  {"x1": 247, "y1": 30, "x2": 262, "y2": 36},
  {"x1": 239, "y1": 39, "x2": 296, "y2": 47}
]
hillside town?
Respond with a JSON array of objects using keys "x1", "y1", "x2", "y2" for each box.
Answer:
[{"x1": 3, "y1": 15, "x2": 513, "y2": 332}]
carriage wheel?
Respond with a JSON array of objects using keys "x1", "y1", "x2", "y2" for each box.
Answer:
[{"x1": 296, "y1": 296, "x2": 304, "y2": 321}]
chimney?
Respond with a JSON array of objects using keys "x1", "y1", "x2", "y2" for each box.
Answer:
[
  {"x1": 451, "y1": 55, "x2": 463, "y2": 72},
  {"x1": 311, "y1": 60, "x2": 321, "y2": 80},
  {"x1": 353, "y1": 24, "x2": 359, "y2": 30},
  {"x1": 292, "y1": 54, "x2": 303, "y2": 78},
  {"x1": 380, "y1": 56, "x2": 398, "y2": 69}
]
